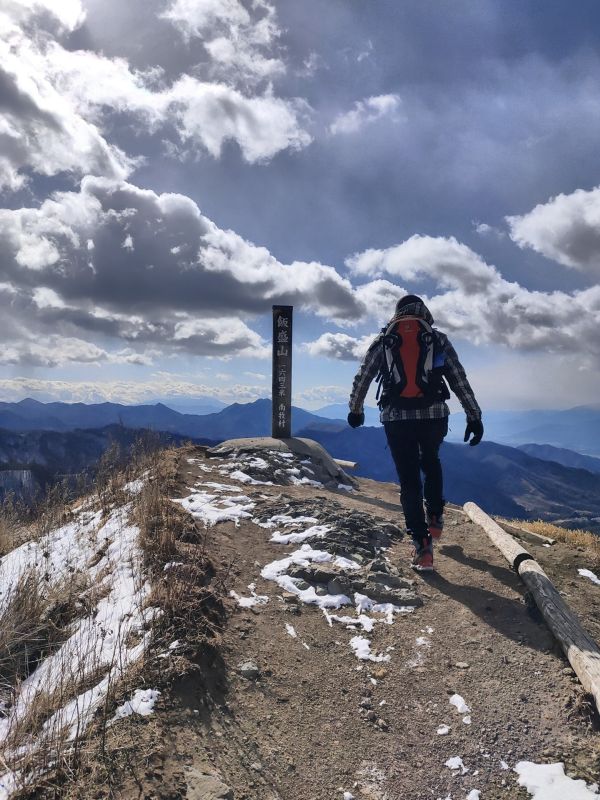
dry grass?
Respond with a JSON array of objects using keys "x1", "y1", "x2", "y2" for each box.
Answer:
[
  {"x1": 0, "y1": 443, "x2": 225, "y2": 798},
  {"x1": 505, "y1": 518, "x2": 600, "y2": 564},
  {"x1": 0, "y1": 569, "x2": 90, "y2": 700},
  {"x1": 0, "y1": 493, "x2": 30, "y2": 556},
  {"x1": 134, "y1": 445, "x2": 224, "y2": 646}
]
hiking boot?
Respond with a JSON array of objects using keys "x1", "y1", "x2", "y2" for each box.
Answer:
[
  {"x1": 410, "y1": 535, "x2": 434, "y2": 572},
  {"x1": 427, "y1": 512, "x2": 444, "y2": 540}
]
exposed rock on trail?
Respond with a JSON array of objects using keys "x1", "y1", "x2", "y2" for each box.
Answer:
[{"x1": 146, "y1": 440, "x2": 600, "y2": 800}]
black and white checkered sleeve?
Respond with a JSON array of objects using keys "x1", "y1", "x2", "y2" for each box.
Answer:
[
  {"x1": 442, "y1": 336, "x2": 482, "y2": 421},
  {"x1": 348, "y1": 335, "x2": 382, "y2": 414}
]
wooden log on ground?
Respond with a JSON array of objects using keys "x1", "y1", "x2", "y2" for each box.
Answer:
[
  {"x1": 496, "y1": 519, "x2": 555, "y2": 546},
  {"x1": 464, "y1": 502, "x2": 531, "y2": 567},
  {"x1": 333, "y1": 458, "x2": 358, "y2": 470},
  {"x1": 464, "y1": 501, "x2": 600, "y2": 714}
]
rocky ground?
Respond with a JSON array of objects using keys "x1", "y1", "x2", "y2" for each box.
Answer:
[{"x1": 122, "y1": 443, "x2": 600, "y2": 800}]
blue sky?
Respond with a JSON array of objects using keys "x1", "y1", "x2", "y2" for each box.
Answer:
[{"x1": 1, "y1": 0, "x2": 600, "y2": 411}]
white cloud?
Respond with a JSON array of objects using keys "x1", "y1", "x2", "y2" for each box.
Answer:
[
  {"x1": 0, "y1": 377, "x2": 265, "y2": 405},
  {"x1": 507, "y1": 185, "x2": 600, "y2": 274},
  {"x1": 0, "y1": 176, "x2": 366, "y2": 363},
  {"x1": 343, "y1": 234, "x2": 600, "y2": 359},
  {"x1": 474, "y1": 221, "x2": 506, "y2": 239},
  {"x1": 353, "y1": 279, "x2": 406, "y2": 325},
  {"x1": 304, "y1": 332, "x2": 374, "y2": 361},
  {"x1": 161, "y1": 0, "x2": 285, "y2": 85},
  {"x1": 295, "y1": 385, "x2": 349, "y2": 405},
  {"x1": 171, "y1": 78, "x2": 311, "y2": 161},
  {"x1": 161, "y1": 0, "x2": 250, "y2": 35},
  {"x1": 0, "y1": 8, "x2": 133, "y2": 191},
  {"x1": 329, "y1": 94, "x2": 401, "y2": 136},
  {"x1": 0, "y1": 0, "x2": 311, "y2": 194},
  {"x1": 172, "y1": 317, "x2": 269, "y2": 359},
  {"x1": 0, "y1": 336, "x2": 152, "y2": 368},
  {"x1": 2, "y1": 0, "x2": 86, "y2": 34},
  {"x1": 346, "y1": 234, "x2": 500, "y2": 293}
]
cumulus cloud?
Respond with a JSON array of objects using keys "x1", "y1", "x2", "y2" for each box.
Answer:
[
  {"x1": 346, "y1": 234, "x2": 500, "y2": 294},
  {"x1": 329, "y1": 234, "x2": 600, "y2": 360},
  {"x1": 0, "y1": 4, "x2": 133, "y2": 191},
  {"x1": 0, "y1": 176, "x2": 377, "y2": 364},
  {"x1": 0, "y1": 176, "x2": 361, "y2": 317},
  {"x1": 0, "y1": 0, "x2": 311, "y2": 193},
  {"x1": 507, "y1": 186, "x2": 600, "y2": 274},
  {"x1": 0, "y1": 336, "x2": 152, "y2": 368},
  {"x1": 162, "y1": 0, "x2": 285, "y2": 86},
  {"x1": 305, "y1": 333, "x2": 374, "y2": 362},
  {"x1": 48, "y1": 47, "x2": 311, "y2": 162},
  {"x1": 329, "y1": 94, "x2": 401, "y2": 136}
]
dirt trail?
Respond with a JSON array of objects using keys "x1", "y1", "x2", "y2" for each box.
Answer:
[{"x1": 144, "y1": 447, "x2": 600, "y2": 800}]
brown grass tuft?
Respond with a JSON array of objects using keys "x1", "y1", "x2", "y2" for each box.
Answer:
[{"x1": 506, "y1": 518, "x2": 600, "y2": 565}]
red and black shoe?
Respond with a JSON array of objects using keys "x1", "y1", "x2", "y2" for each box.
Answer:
[
  {"x1": 411, "y1": 535, "x2": 434, "y2": 572},
  {"x1": 427, "y1": 512, "x2": 444, "y2": 540}
]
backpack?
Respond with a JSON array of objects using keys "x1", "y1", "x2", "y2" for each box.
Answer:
[{"x1": 375, "y1": 316, "x2": 450, "y2": 410}]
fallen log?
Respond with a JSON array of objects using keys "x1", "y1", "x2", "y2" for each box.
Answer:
[
  {"x1": 495, "y1": 519, "x2": 555, "y2": 546},
  {"x1": 333, "y1": 458, "x2": 358, "y2": 470},
  {"x1": 464, "y1": 501, "x2": 600, "y2": 714}
]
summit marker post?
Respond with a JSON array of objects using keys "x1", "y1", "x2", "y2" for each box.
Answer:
[{"x1": 272, "y1": 305, "x2": 293, "y2": 438}]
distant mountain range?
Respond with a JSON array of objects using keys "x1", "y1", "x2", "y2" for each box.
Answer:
[
  {"x1": 1, "y1": 398, "x2": 600, "y2": 531},
  {"x1": 517, "y1": 443, "x2": 600, "y2": 474},
  {"x1": 0, "y1": 398, "x2": 346, "y2": 439},
  {"x1": 447, "y1": 405, "x2": 600, "y2": 455},
  {"x1": 301, "y1": 426, "x2": 600, "y2": 532}
]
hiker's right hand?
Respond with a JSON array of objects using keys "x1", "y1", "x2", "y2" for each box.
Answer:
[
  {"x1": 464, "y1": 419, "x2": 483, "y2": 446},
  {"x1": 347, "y1": 411, "x2": 365, "y2": 428}
]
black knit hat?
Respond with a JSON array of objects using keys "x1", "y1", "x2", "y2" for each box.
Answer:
[{"x1": 395, "y1": 294, "x2": 424, "y2": 312}]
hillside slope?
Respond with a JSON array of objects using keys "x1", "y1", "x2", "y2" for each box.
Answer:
[
  {"x1": 101, "y1": 442, "x2": 599, "y2": 800},
  {"x1": 1, "y1": 441, "x2": 599, "y2": 799}
]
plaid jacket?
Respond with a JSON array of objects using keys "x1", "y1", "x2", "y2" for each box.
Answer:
[{"x1": 349, "y1": 301, "x2": 482, "y2": 423}]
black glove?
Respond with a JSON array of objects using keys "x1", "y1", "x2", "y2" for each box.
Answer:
[
  {"x1": 347, "y1": 411, "x2": 365, "y2": 429},
  {"x1": 464, "y1": 419, "x2": 483, "y2": 446}
]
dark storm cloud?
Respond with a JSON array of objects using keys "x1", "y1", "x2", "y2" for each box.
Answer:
[{"x1": 0, "y1": 177, "x2": 362, "y2": 319}]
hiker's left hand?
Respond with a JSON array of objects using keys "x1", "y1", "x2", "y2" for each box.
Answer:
[
  {"x1": 464, "y1": 419, "x2": 483, "y2": 446},
  {"x1": 347, "y1": 411, "x2": 365, "y2": 428}
]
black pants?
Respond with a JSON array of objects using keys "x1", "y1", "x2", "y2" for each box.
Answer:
[{"x1": 384, "y1": 418, "x2": 448, "y2": 543}]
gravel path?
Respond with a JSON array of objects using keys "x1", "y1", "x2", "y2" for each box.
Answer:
[{"x1": 132, "y1": 447, "x2": 600, "y2": 800}]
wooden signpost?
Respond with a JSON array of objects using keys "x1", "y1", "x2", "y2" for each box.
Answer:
[{"x1": 272, "y1": 305, "x2": 293, "y2": 438}]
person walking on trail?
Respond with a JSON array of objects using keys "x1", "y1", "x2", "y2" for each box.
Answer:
[{"x1": 347, "y1": 294, "x2": 483, "y2": 573}]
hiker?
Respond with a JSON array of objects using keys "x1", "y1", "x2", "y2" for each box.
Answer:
[{"x1": 347, "y1": 294, "x2": 483, "y2": 572}]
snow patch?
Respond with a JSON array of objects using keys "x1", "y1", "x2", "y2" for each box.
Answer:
[
  {"x1": 349, "y1": 635, "x2": 391, "y2": 663},
  {"x1": 123, "y1": 478, "x2": 145, "y2": 495},
  {"x1": 578, "y1": 568, "x2": 600, "y2": 586},
  {"x1": 173, "y1": 489, "x2": 254, "y2": 526},
  {"x1": 270, "y1": 524, "x2": 331, "y2": 545},
  {"x1": 112, "y1": 688, "x2": 161, "y2": 721},
  {"x1": 261, "y1": 545, "x2": 353, "y2": 610},
  {"x1": 230, "y1": 589, "x2": 268, "y2": 608},
  {"x1": 0, "y1": 503, "x2": 154, "y2": 787},
  {"x1": 229, "y1": 470, "x2": 274, "y2": 486},
  {"x1": 515, "y1": 761, "x2": 600, "y2": 799},
  {"x1": 449, "y1": 693, "x2": 471, "y2": 715},
  {"x1": 445, "y1": 756, "x2": 469, "y2": 774},
  {"x1": 437, "y1": 724, "x2": 450, "y2": 735}
]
